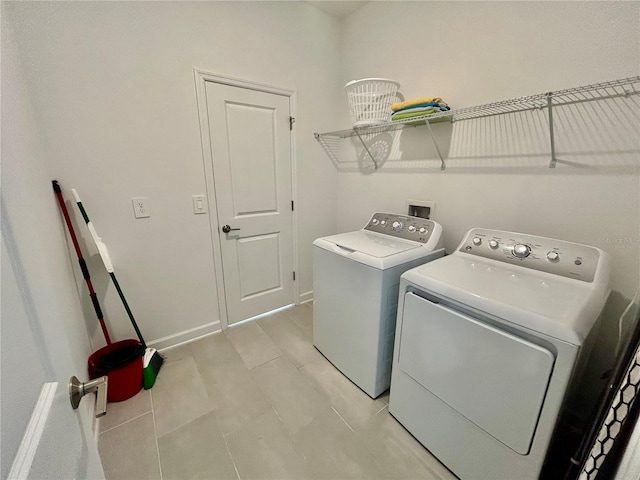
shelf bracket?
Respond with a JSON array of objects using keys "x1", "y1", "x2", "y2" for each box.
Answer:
[
  {"x1": 424, "y1": 120, "x2": 446, "y2": 171},
  {"x1": 547, "y1": 93, "x2": 557, "y2": 168},
  {"x1": 353, "y1": 128, "x2": 379, "y2": 169},
  {"x1": 314, "y1": 133, "x2": 340, "y2": 169}
]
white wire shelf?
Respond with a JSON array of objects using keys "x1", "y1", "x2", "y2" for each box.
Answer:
[
  {"x1": 314, "y1": 112, "x2": 452, "y2": 139},
  {"x1": 452, "y1": 76, "x2": 640, "y2": 122},
  {"x1": 315, "y1": 76, "x2": 640, "y2": 170}
]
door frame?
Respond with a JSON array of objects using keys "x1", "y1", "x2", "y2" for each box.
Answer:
[{"x1": 193, "y1": 68, "x2": 298, "y2": 329}]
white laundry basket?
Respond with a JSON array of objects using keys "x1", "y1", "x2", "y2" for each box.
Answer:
[{"x1": 345, "y1": 78, "x2": 401, "y2": 127}]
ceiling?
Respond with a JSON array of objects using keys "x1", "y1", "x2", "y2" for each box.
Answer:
[{"x1": 305, "y1": 1, "x2": 369, "y2": 18}]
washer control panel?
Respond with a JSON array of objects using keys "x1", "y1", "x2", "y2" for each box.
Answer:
[
  {"x1": 458, "y1": 228, "x2": 601, "y2": 282},
  {"x1": 365, "y1": 213, "x2": 435, "y2": 244}
]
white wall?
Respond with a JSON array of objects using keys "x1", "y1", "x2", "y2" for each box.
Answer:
[
  {"x1": 1, "y1": 18, "x2": 97, "y2": 476},
  {"x1": 339, "y1": 1, "x2": 639, "y2": 295},
  {"x1": 338, "y1": 1, "x2": 640, "y2": 408},
  {"x1": 4, "y1": 1, "x2": 341, "y2": 350}
]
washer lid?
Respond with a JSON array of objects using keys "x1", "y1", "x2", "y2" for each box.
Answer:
[
  {"x1": 320, "y1": 231, "x2": 421, "y2": 258},
  {"x1": 402, "y1": 255, "x2": 609, "y2": 345}
]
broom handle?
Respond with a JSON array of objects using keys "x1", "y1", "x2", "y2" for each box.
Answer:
[
  {"x1": 52, "y1": 181, "x2": 112, "y2": 345},
  {"x1": 70, "y1": 188, "x2": 148, "y2": 349},
  {"x1": 109, "y1": 272, "x2": 147, "y2": 349}
]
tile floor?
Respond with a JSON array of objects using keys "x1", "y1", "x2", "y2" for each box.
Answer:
[{"x1": 97, "y1": 304, "x2": 456, "y2": 480}]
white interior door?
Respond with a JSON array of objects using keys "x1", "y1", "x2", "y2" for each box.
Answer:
[
  {"x1": 2, "y1": 214, "x2": 104, "y2": 479},
  {"x1": 205, "y1": 81, "x2": 294, "y2": 325}
]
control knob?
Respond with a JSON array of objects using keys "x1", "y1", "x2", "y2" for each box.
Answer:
[
  {"x1": 472, "y1": 237, "x2": 482, "y2": 246},
  {"x1": 419, "y1": 227, "x2": 427, "y2": 234},
  {"x1": 546, "y1": 251, "x2": 559, "y2": 262},
  {"x1": 489, "y1": 240, "x2": 499, "y2": 249},
  {"x1": 380, "y1": 220, "x2": 387, "y2": 227},
  {"x1": 371, "y1": 218, "x2": 379, "y2": 225},
  {"x1": 391, "y1": 221, "x2": 403, "y2": 232},
  {"x1": 512, "y1": 244, "x2": 531, "y2": 258},
  {"x1": 408, "y1": 225, "x2": 416, "y2": 233}
]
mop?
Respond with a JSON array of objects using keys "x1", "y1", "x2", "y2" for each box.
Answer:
[
  {"x1": 52, "y1": 180, "x2": 112, "y2": 344},
  {"x1": 71, "y1": 188, "x2": 164, "y2": 389}
]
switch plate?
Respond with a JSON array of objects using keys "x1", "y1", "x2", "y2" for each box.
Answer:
[
  {"x1": 132, "y1": 197, "x2": 150, "y2": 218},
  {"x1": 192, "y1": 195, "x2": 207, "y2": 214}
]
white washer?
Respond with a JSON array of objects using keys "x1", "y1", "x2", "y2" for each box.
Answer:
[
  {"x1": 313, "y1": 213, "x2": 444, "y2": 398},
  {"x1": 389, "y1": 228, "x2": 611, "y2": 480}
]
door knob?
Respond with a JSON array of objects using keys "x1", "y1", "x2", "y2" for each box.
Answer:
[
  {"x1": 69, "y1": 375, "x2": 108, "y2": 418},
  {"x1": 222, "y1": 225, "x2": 240, "y2": 233}
]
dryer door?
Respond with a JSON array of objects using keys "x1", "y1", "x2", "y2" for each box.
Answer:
[{"x1": 397, "y1": 292, "x2": 555, "y2": 455}]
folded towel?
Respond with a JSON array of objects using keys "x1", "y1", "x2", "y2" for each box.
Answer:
[
  {"x1": 391, "y1": 109, "x2": 452, "y2": 123},
  {"x1": 391, "y1": 108, "x2": 439, "y2": 120},
  {"x1": 392, "y1": 97, "x2": 444, "y2": 112},
  {"x1": 393, "y1": 102, "x2": 448, "y2": 113},
  {"x1": 391, "y1": 105, "x2": 450, "y2": 120},
  {"x1": 393, "y1": 104, "x2": 450, "y2": 116}
]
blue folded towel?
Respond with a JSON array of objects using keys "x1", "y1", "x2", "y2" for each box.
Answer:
[
  {"x1": 394, "y1": 102, "x2": 443, "y2": 111},
  {"x1": 392, "y1": 103, "x2": 450, "y2": 116}
]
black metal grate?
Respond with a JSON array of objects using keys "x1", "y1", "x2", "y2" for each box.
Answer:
[{"x1": 579, "y1": 350, "x2": 640, "y2": 479}]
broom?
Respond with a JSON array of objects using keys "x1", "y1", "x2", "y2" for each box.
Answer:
[{"x1": 70, "y1": 188, "x2": 164, "y2": 389}]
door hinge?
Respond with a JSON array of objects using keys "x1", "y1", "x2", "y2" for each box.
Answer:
[
  {"x1": 291, "y1": 200, "x2": 294, "y2": 211},
  {"x1": 290, "y1": 116, "x2": 295, "y2": 130},
  {"x1": 293, "y1": 271, "x2": 296, "y2": 281}
]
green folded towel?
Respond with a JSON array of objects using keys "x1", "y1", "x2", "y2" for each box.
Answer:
[
  {"x1": 391, "y1": 108, "x2": 439, "y2": 121},
  {"x1": 391, "y1": 110, "x2": 450, "y2": 125}
]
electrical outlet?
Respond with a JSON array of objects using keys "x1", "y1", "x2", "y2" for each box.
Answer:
[{"x1": 132, "y1": 197, "x2": 150, "y2": 218}]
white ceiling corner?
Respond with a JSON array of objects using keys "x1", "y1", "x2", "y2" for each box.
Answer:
[{"x1": 304, "y1": 1, "x2": 369, "y2": 18}]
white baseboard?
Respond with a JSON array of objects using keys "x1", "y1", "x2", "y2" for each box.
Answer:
[
  {"x1": 299, "y1": 290, "x2": 313, "y2": 305},
  {"x1": 148, "y1": 321, "x2": 221, "y2": 351}
]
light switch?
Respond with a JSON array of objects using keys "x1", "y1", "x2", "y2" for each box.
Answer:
[{"x1": 192, "y1": 195, "x2": 207, "y2": 214}]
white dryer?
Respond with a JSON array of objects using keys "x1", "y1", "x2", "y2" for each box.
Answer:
[
  {"x1": 389, "y1": 228, "x2": 611, "y2": 479},
  {"x1": 313, "y1": 213, "x2": 444, "y2": 398}
]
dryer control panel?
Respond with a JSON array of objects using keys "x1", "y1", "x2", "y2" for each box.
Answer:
[
  {"x1": 458, "y1": 228, "x2": 602, "y2": 282},
  {"x1": 365, "y1": 213, "x2": 435, "y2": 244}
]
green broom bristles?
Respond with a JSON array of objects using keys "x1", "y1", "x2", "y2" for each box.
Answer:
[{"x1": 143, "y1": 348, "x2": 165, "y2": 390}]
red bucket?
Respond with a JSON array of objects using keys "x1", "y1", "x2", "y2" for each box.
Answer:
[{"x1": 88, "y1": 339, "x2": 144, "y2": 402}]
